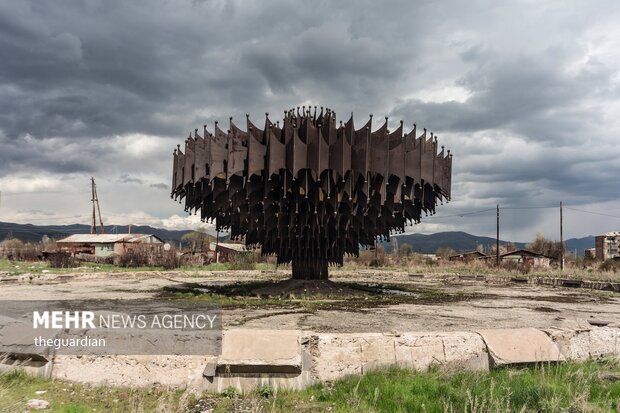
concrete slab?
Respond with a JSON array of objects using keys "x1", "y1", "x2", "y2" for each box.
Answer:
[
  {"x1": 51, "y1": 355, "x2": 214, "y2": 388},
  {"x1": 312, "y1": 331, "x2": 488, "y2": 381},
  {"x1": 545, "y1": 327, "x2": 620, "y2": 360},
  {"x1": 217, "y1": 329, "x2": 302, "y2": 374},
  {"x1": 477, "y1": 328, "x2": 564, "y2": 366}
]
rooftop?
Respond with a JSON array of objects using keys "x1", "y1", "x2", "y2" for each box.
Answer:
[
  {"x1": 601, "y1": 232, "x2": 620, "y2": 237},
  {"x1": 57, "y1": 234, "x2": 161, "y2": 244},
  {"x1": 211, "y1": 242, "x2": 248, "y2": 252}
]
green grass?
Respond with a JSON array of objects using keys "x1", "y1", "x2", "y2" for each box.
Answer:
[
  {"x1": 3, "y1": 360, "x2": 620, "y2": 412},
  {"x1": 0, "y1": 258, "x2": 275, "y2": 277},
  {"x1": 0, "y1": 369, "x2": 184, "y2": 412},
  {"x1": 285, "y1": 361, "x2": 620, "y2": 413}
]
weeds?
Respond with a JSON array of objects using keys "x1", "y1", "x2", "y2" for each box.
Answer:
[{"x1": 3, "y1": 360, "x2": 619, "y2": 412}]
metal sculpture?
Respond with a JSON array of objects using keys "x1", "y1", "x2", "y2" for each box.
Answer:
[{"x1": 171, "y1": 107, "x2": 452, "y2": 280}]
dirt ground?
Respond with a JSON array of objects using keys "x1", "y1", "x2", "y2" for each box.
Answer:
[{"x1": 1, "y1": 269, "x2": 618, "y2": 333}]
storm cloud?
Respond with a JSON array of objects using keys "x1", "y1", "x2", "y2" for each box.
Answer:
[{"x1": 1, "y1": 0, "x2": 619, "y2": 240}]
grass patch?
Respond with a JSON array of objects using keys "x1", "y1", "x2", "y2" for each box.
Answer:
[
  {"x1": 159, "y1": 280, "x2": 485, "y2": 312},
  {"x1": 0, "y1": 258, "x2": 275, "y2": 277},
  {"x1": 2, "y1": 361, "x2": 620, "y2": 412},
  {"x1": 289, "y1": 361, "x2": 620, "y2": 412},
  {"x1": 0, "y1": 369, "x2": 184, "y2": 412}
]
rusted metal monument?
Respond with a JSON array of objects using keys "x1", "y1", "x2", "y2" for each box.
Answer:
[{"x1": 172, "y1": 107, "x2": 452, "y2": 280}]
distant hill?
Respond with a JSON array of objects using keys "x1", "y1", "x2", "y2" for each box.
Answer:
[
  {"x1": 384, "y1": 231, "x2": 595, "y2": 256},
  {"x1": 384, "y1": 231, "x2": 525, "y2": 254},
  {"x1": 563, "y1": 236, "x2": 596, "y2": 256},
  {"x1": 1, "y1": 222, "x2": 596, "y2": 255},
  {"x1": 0, "y1": 222, "x2": 193, "y2": 245}
]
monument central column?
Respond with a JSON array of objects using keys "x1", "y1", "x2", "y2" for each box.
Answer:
[{"x1": 291, "y1": 259, "x2": 328, "y2": 280}]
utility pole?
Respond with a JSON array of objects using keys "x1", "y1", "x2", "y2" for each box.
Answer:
[
  {"x1": 560, "y1": 201, "x2": 564, "y2": 271},
  {"x1": 90, "y1": 177, "x2": 105, "y2": 234},
  {"x1": 496, "y1": 204, "x2": 500, "y2": 266},
  {"x1": 215, "y1": 229, "x2": 220, "y2": 263},
  {"x1": 91, "y1": 178, "x2": 96, "y2": 234},
  {"x1": 375, "y1": 236, "x2": 378, "y2": 261}
]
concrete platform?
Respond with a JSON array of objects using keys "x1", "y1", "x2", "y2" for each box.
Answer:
[{"x1": 4, "y1": 326, "x2": 618, "y2": 392}]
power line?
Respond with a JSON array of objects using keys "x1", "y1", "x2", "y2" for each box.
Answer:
[
  {"x1": 501, "y1": 206, "x2": 556, "y2": 210},
  {"x1": 423, "y1": 207, "x2": 496, "y2": 220},
  {"x1": 564, "y1": 207, "x2": 620, "y2": 219}
]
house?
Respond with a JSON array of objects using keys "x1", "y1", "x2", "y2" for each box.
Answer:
[
  {"x1": 449, "y1": 251, "x2": 488, "y2": 262},
  {"x1": 498, "y1": 249, "x2": 552, "y2": 267},
  {"x1": 595, "y1": 232, "x2": 620, "y2": 261},
  {"x1": 56, "y1": 234, "x2": 164, "y2": 258},
  {"x1": 584, "y1": 248, "x2": 596, "y2": 259},
  {"x1": 208, "y1": 242, "x2": 249, "y2": 263}
]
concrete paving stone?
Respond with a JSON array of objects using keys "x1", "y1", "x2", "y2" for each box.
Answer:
[
  {"x1": 217, "y1": 329, "x2": 302, "y2": 373},
  {"x1": 477, "y1": 328, "x2": 564, "y2": 366}
]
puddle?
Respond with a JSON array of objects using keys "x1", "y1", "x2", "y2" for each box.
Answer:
[{"x1": 378, "y1": 288, "x2": 422, "y2": 298}]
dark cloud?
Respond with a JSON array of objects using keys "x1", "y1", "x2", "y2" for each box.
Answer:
[
  {"x1": 0, "y1": 134, "x2": 95, "y2": 175},
  {"x1": 1, "y1": 0, "x2": 619, "y2": 239},
  {"x1": 118, "y1": 174, "x2": 143, "y2": 184}
]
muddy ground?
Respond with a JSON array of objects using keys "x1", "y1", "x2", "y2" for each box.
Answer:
[{"x1": 1, "y1": 269, "x2": 618, "y2": 332}]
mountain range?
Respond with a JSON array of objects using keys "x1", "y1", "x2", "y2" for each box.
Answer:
[
  {"x1": 0, "y1": 222, "x2": 192, "y2": 246},
  {"x1": 0, "y1": 222, "x2": 595, "y2": 255},
  {"x1": 386, "y1": 231, "x2": 595, "y2": 255}
]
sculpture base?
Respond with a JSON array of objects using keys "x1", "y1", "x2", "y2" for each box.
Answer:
[{"x1": 291, "y1": 259, "x2": 329, "y2": 280}]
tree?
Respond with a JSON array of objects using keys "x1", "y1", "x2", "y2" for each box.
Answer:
[
  {"x1": 526, "y1": 232, "x2": 564, "y2": 259},
  {"x1": 400, "y1": 243, "x2": 413, "y2": 256},
  {"x1": 436, "y1": 247, "x2": 456, "y2": 259},
  {"x1": 181, "y1": 230, "x2": 213, "y2": 253},
  {"x1": 503, "y1": 242, "x2": 517, "y2": 253}
]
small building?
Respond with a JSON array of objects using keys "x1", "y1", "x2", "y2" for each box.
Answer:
[
  {"x1": 584, "y1": 248, "x2": 596, "y2": 259},
  {"x1": 56, "y1": 234, "x2": 164, "y2": 258},
  {"x1": 498, "y1": 249, "x2": 552, "y2": 267},
  {"x1": 449, "y1": 251, "x2": 488, "y2": 262},
  {"x1": 208, "y1": 242, "x2": 249, "y2": 263},
  {"x1": 595, "y1": 232, "x2": 620, "y2": 261}
]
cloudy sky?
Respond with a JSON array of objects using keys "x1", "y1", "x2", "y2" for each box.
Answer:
[{"x1": 1, "y1": 0, "x2": 619, "y2": 242}]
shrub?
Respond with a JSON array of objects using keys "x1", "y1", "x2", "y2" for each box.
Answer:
[
  {"x1": 399, "y1": 243, "x2": 413, "y2": 256},
  {"x1": 228, "y1": 253, "x2": 257, "y2": 270},
  {"x1": 160, "y1": 250, "x2": 181, "y2": 270},
  {"x1": 117, "y1": 248, "x2": 149, "y2": 267},
  {"x1": 47, "y1": 251, "x2": 77, "y2": 268},
  {"x1": 256, "y1": 384, "x2": 274, "y2": 398},
  {"x1": 222, "y1": 386, "x2": 238, "y2": 398},
  {"x1": 599, "y1": 259, "x2": 619, "y2": 272},
  {"x1": 0, "y1": 238, "x2": 42, "y2": 261},
  {"x1": 354, "y1": 245, "x2": 388, "y2": 267}
]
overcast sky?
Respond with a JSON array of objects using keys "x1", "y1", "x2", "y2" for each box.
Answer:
[{"x1": 1, "y1": 0, "x2": 619, "y2": 241}]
